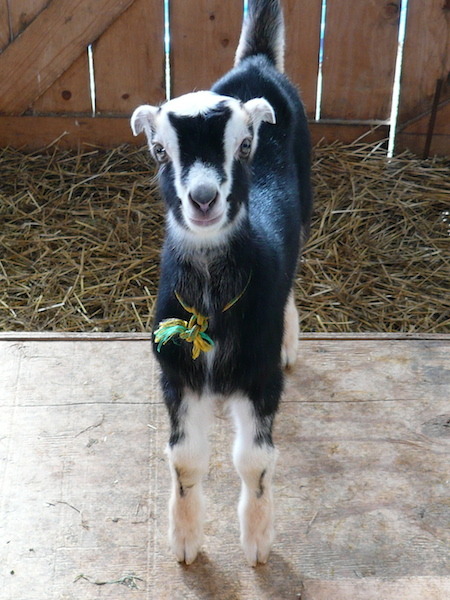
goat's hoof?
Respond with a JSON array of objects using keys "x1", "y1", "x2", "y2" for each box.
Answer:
[
  {"x1": 240, "y1": 519, "x2": 274, "y2": 567},
  {"x1": 241, "y1": 533, "x2": 273, "y2": 567},
  {"x1": 170, "y1": 528, "x2": 203, "y2": 565},
  {"x1": 281, "y1": 344, "x2": 297, "y2": 370}
]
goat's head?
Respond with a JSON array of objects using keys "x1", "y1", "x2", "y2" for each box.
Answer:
[{"x1": 131, "y1": 91, "x2": 275, "y2": 244}]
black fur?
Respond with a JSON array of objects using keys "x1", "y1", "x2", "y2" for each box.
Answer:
[
  {"x1": 153, "y1": 2, "x2": 311, "y2": 444},
  {"x1": 236, "y1": 0, "x2": 285, "y2": 68}
]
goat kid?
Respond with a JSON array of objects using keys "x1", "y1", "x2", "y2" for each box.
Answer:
[{"x1": 131, "y1": 0, "x2": 312, "y2": 566}]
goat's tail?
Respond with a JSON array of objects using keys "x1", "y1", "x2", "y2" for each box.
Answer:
[{"x1": 234, "y1": 0, "x2": 285, "y2": 72}]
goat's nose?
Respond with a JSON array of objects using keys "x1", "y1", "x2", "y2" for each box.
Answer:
[{"x1": 189, "y1": 184, "x2": 218, "y2": 213}]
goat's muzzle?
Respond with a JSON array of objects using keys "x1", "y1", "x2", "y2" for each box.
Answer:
[{"x1": 189, "y1": 183, "x2": 219, "y2": 214}]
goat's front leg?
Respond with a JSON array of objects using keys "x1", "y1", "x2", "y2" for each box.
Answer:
[
  {"x1": 230, "y1": 397, "x2": 278, "y2": 566},
  {"x1": 165, "y1": 388, "x2": 213, "y2": 564}
]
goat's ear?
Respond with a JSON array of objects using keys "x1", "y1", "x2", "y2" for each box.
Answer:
[
  {"x1": 243, "y1": 98, "x2": 276, "y2": 129},
  {"x1": 130, "y1": 105, "x2": 159, "y2": 141}
]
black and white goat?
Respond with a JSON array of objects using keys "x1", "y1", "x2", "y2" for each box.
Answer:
[{"x1": 131, "y1": 0, "x2": 312, "y2": 566}]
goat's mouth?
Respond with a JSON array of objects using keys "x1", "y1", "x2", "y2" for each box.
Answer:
[{"x1": 188, "y1": 212, "x2": 224, "y2": 228}]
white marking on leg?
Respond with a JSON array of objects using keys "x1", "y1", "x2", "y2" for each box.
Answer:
[
  {"x1": 167, "y1": 391, "x2": 214, "y2": 564},
  {"x1": 281, "y1": 289, "x2": 299, "y2": 369},
  {"x1": 230, "y1": 398, "x2": 278, "y2": 566}
]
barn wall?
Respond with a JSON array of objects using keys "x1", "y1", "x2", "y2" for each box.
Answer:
[{"x1": 0, "y1": 0, "x2": 448, "y2": 154}]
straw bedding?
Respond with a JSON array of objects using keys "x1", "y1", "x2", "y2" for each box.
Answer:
[{"x1": 0, "y1": 141, "x2": 449, "y2": 333}]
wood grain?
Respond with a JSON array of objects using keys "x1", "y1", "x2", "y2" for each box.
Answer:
[
  {"x1": 0, "y1": 0, "x2": 135, "y2": 115},
  {"x1": 301, "y1": 578, "x2": 450, "y2": 600},
  {"x1": 7, "y1": 0, "x2": 48, "y2": 37},
  {"x1": 284, "y1": 0, "x2": 322, "y2": 118},
  {"x1": 0, "y1": 115, "x2": 136, "y2": 149},
  {"x1": 0, "y1": 115, "x2": 389, "y2": 149},
  {"x1": 31, "y1": 51, "x2": 92, "y2": 115},
  {"x1": 1, "y1": 335, "x2": 449, "y2": 598},
  {"x1": 94, "y1": 0, "x2": 165, "y2": 114},
  {"x1": 170, "y1": 0, "x2": 243, "y2": 97},
  {"x1": 397, "y1": 0, "x2": 450, "y2": 124},
  {"x1": 396, "y1": 102, "x2": 450, "y2": 156},
  {"x1": 320, "y1": 0, "x2": 400, "y2": 120},
  {"x1": 0, "y1": 0, "x2": 10, "y2": 50}
]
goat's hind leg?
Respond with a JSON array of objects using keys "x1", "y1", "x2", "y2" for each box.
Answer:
[
  {"x1": 165, "y1": 388, "x2": 213, "y2": 564},
  {"x1": 230, "y1": 398, "x2": 278, "y2": 566}
]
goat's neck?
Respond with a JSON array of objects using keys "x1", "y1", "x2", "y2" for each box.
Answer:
[{"x1": 170, "y1": 232, "x2": 251, "y2": 315}]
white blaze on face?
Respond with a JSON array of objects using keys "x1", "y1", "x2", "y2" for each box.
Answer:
[{"x1": 131, "y1": 91, "x2": 275, "y2": 243}]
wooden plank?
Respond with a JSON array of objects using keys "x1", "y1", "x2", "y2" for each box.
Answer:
[
  {"x1": 310, "y1": 121, "x2": 389, "y2": 146},
  {"x1": 397, "y1": 0, "x2": 450, "y2": 124},
  {"x1": 396, "y1": 102, "x2": 450, "y2": 156},
  {"x1": 301, "y1": 578, "x2": 450, "y2": 600},
  {"x1": 7, "y1": 0, "x2": 48, "y2": 37},
  {"x1": 0, "y1": 0, "x2": 10, "y2": 50},
  {"x1": 94, "y1": 0, "x2": 165, "y2": 114},
  {"x1": 7, "y1": 1, "x2": 91, "y2": 114},
  {"x1": 1, "y1": 337, "x2": 449, "y2": 597},
  {"x1": 170, "y1": 0, "x2": 243, "y2": 98},
  {"x1": 320, "y1": 0, "x2": 400, "y2": 120},
  {"x1": 0, "y1": 115, "x2": 389, "y2": 150},
  {"x1": 0, "y1": 115, "x2": 136, "y2": 149},
  {"x1": 0, "y1": 0, "x2": 136, "y2": 115},
  {"x1": 285, "y1": 337, "x2": 450, "y2": 402},
  {"x1": 395, "y1": 133, "x2": 450, "y2": 157},
  {"x1": 31, "y1": 51, "x2": 92, "y2": 115},
  {"x1": 284, "y1": 0, "x2": 322, "y2": 119},
  {"x1": 0, "y1": 332, "x2": 447, "y2": 343}
]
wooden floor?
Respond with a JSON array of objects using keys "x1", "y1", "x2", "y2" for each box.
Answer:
[{"x1": 1, "y1": 333, "x2": 449, "y2": 599}]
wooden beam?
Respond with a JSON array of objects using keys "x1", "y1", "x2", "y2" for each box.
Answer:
[
  {"x1": 0, "y1": 115, "x2": 137, "y2": 149},
  {"x1": 310, "y1": 121, "x2": 389, "y2": 147},
  {"x1": 0, "y1": 0, "x2": 135, "y2": 115},
  {"x1": 0, "y1": 116, "x2": 390, "y2": 150}
]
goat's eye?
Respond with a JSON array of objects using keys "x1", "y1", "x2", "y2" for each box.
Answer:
[
  {"x1": 153, "y1": 143, "x2": 168, "y2": 163},
  {"x1": 239, "y1": 138, "x2": 252, "y2": 159}
]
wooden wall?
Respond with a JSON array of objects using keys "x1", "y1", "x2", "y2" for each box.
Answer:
[{"x1": 0, "y1": 0, "x2": 448, "y2": 154}]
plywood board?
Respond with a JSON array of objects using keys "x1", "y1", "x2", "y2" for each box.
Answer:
[
  {"x1": 1, "y1": 335, "x2": 449, "y2": 598},
  {"x1": 170, "y1": 0, "x2": 243, "y2": 98},
  {"x1": 320, "y1": 0, "x2": 400, "y2": 120}
]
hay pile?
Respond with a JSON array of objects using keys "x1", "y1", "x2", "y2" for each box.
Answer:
[
  {"x1": 0, "y1": 141, "x2": 449, "y2": 332},
  {"x1": 0, "y1": 146, "x2": 163, "y2": 331},
  {"x1": 299, "y1": 141, "x2": 450, "y2": 332}
]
